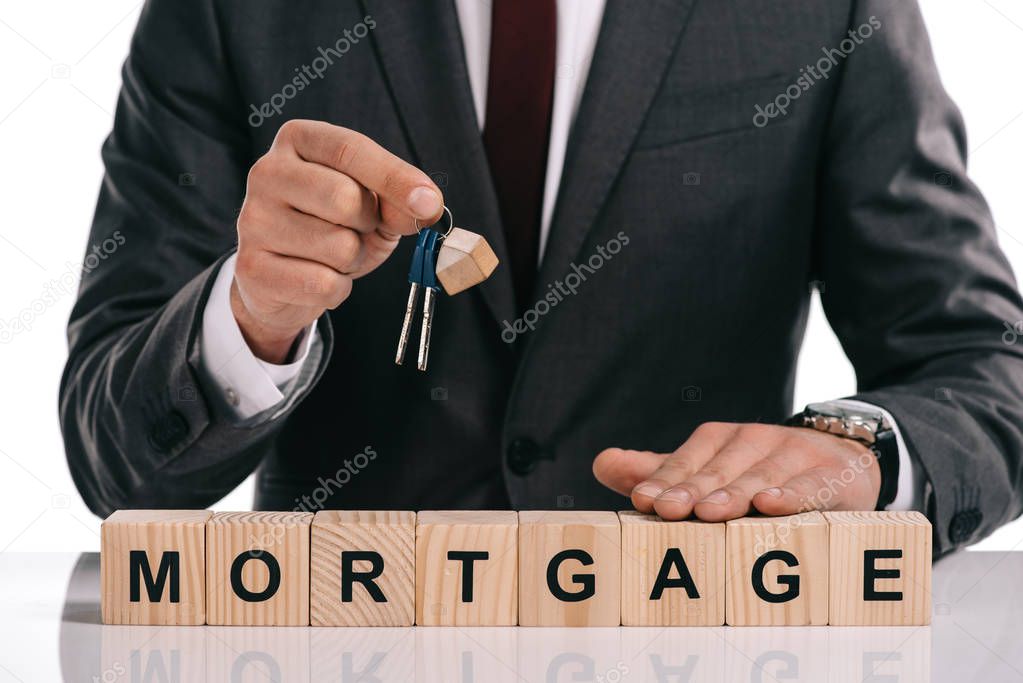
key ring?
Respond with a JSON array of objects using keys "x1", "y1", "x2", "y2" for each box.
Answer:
[{"x1": 414, "y1": 205, "x2": 454, "y2": 239}]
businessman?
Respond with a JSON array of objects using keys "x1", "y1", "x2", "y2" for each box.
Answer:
[{"x1": 61, "y1": 0, "x2": 1023, "y2": 556}]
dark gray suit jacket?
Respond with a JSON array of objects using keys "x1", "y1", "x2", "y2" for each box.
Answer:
[{"x1": 60, "y1": 0, "x2": 1023, "y2": 555}]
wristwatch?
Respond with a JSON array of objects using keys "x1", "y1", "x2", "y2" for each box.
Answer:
[{"x1": 786, "y1": 401, "x2": 900, "y2": 510}]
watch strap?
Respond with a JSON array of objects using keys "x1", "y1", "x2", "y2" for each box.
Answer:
[{"x1": 872, "y1": 427, "x2": 900, "y2": 510}]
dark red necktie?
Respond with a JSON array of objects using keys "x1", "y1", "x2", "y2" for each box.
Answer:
[{"x1": 482, "y1": 0, "x2": 557, "y2": 312}]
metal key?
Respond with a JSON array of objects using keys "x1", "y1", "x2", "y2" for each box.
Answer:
[{"x1": 395, "y1": 228, "x2": 441, "y2": 370}]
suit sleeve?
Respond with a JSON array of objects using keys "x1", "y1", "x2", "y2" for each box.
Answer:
[
  {"x1": 816, "y1": 0, "x2": 1023, "y2": 554},
  {"x1": 59, "y1": 0, "x2": 333, "y2": 517}
]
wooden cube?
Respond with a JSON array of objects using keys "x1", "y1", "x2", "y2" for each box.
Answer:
[
  {"x1": 435, "y1": 228, "x2": 499, "y2": 295},
  {"x1": 415, "y1": 510, "x2": 518, "y2": 625},
  {"x1": 101, "y1": 509, "x2": 211, "y2": 625},
  {"x1": 725, "y1": 512, "x2": 829, "y2": 626},
  {"x1": 206, "y1": 511, "x2": 312, "y2": 626},
  {"x1": 518, "y1": 511, "x2": 621, "y2": 626},
  {"x1": 619, "y1": 511, "x2": 725, "y2": 625},
  {"x1": 824, "y1": 511, "x2": 932, "y2": 625},
  {"x1": 310, "y1": 510, "x2": 415, "y2": 626}
]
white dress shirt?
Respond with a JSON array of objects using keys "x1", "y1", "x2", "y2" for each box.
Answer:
[{"x1": 197, "y1": 0, "x2": 920, "y2": 510}]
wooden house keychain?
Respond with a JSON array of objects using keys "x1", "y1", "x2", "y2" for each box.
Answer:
[{"x1": 395, "y1": 206, "x2": 499, "y2": 371}]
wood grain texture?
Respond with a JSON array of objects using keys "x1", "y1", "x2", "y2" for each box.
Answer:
[
  {"x1": 518, "y1": 511, "x2": 621, "y2": 626},
  {"x1": 436, "y1": 228, "x2": 499, "y2": 295},
  {"x1": 100, "y1": 509, "x2": 211, "y2": 625},
  {"x1": 415, "y1": 510, "x2": 518, "y2": 625},
  {"x1": 619, "y1": 511, "x2": 725, "y2": 626},
  {"x1": 725, "y1": 512, "x2": 829, "y2": 626},
  {"x1": 824, "y1": 511, "x2": 932, "y2": 625},
  {"x1": 310, "y1": 510, "x2": 415, "y2": 626},
  {"x1": 206, "y1": 511, "x2": 312, "y2": 626}
]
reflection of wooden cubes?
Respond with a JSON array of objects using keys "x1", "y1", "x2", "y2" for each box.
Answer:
[
  {"x1": 619, "y1": 512, "x2": 725, "y2": 625},
  {"x1": 517, "y1": 625, "x2": 623, "y2": 680},
  {"x1": 100, "y1": 624, "x2": 206, "y2": 680},
  {"x1": 622, "y1": 627, "x2": 725, "y2": 681},
  {"x1": 518, "y1": 511, "x2": 621, "y2": 626},
  {"x1": 312, "y1": 628, "x2": 414, "y2": 682},
  {"x1": 828, "y1": 624, "x2": 931, "y2": 682},
  {"x1": 436, "y1": 228, "x2": 499, "y2": 295},
  {"x1": 725, "y1": 512, "x2": 829, "y2": 626},
  {"x1": 417, "y1": 628, "x2": 519, "y2": 682},
  {"x1": 724, "y1": 626, "x2": 829, "y2": 681},
  {"x1": 206, "y1": 511, "x2": 312, "y2": 626},
  {"x1": 100, "y1": 510, "x2": 211, "y2": 625},
  {"x1": 824, "y1": 511, "x2": 932, "y2": 625},
  {"x1": 310, "y1": 510, "x2": 415, "y2": 626},
  {"x1": 206, "y1": 626, "x2": 310, "y2": 681},
  {"x1": 415, "y1": 511, "x2": 518, "y2": 625}
]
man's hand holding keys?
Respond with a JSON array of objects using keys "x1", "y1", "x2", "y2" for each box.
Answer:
[
  {"x1": 234, "y1": 121, "x2": 883, "y2": 524},
  {"x1": 232, "y1": 119, "x2": 444, "y2": 363}
]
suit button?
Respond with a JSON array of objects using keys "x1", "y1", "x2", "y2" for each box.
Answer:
[
  {"x1": 507, "y1": 438, "x2": 541, "y2": 475},
  {"x1": 949, "y1": 508, "x2": 982, "y2": 544},
  {"x1": 148, "y1": 411, "x2": 189, "y2": 454}
]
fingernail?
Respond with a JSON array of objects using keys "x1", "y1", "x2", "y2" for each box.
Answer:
[
  {"x1": 633, "y1": 482, "x2": 666, "y2": 499},
  {"x1": 759, "y1": 487, "x2": 784, "y2": 498},
  {"x1": 656, "y1": 487, "x2": 692, "y2": 505},
  {"x1": 407, "y1": 186, "x2": 442, "y2": 219},
  {"x1": 700, "y1": 489, "x2": 731, "y2": 504}
]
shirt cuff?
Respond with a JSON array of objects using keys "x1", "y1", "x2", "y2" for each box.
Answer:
[
  {"x1": 830, "y1": 399, "x2": 922, "y2": 512},
  {"x1": 198, "y1": 253, "x2": 319, "y2": 420}
]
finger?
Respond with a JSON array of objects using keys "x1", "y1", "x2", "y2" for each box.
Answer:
[
  {"x1": 751, "y1": 467, "x2": 840, "y2": 517},
  {"x1": 691, "y1": 450, "x2": 808, "y2": 522},
  {"x1": 241, "y1": 251, "x2": 354, "y2": 310},
  {"x1": 653, "y1": 425, "x2": 787, "y2": 521},
  {"x1": 276, "y1": 120, "x2": 443, "y2": 230},
  {"x1": 653, "y1": 440, "x2": 761, "y2": 520},
  {"x1": 630, "y1": 423, "x2": 737, "y2": 515},
  {"x1": 252, "y1": 207, "x2": 365, "y2": 274},
  {"x1": 273, "y1": 159, "x2": 380, "y2": 232},
  {"x1": 346, "y1": 228, "x2": 403, "y2": 278},
  {"x1": 592, "y1": 448, "x2": 666, "y2": 496}
]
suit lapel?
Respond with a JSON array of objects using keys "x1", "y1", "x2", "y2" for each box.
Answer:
[
  {"x1": 360, "y1": 0, "x2": 516, "y2": 325},
  {"x1": 534, "y1": 0, "x2": 696, "y2": 292}
]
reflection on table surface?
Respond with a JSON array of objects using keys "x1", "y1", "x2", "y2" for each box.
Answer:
[{"x1": 31, "y1": 551, "x2": 1023, "y2": 681}]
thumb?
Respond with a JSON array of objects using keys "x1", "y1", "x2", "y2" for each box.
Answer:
[{"x1": 592, "y1": 448, "x2": 667, "y2": 496}]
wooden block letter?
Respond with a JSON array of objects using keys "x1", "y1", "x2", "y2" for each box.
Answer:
[
  {"x1": 101, "y1": 509, "x2": 211, "y2": 625},
  {"x1": 518, "y1": 511, "x2": 621, "y2": 626},
  {"x1": 206, "y1": 511, "x2": 312, "y2": 626},
  {"x1": 415, "y1": 511, "x2": 518, "y2": 625},
  {"x1": 310, "y1": 510, "x2": 415, "y2": 626},
  {"x1": 619, "y1": 511, "x2": 725, "y2": 626},
  {"x1": 725, "y1": 512, "x2": 829, "y2": 625},
  {"x1": 824, "y1": 511, "x2": 932, "y2": 625}
]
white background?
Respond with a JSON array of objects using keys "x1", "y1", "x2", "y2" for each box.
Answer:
[{"x1": 0, "y1": 0, "x2": 1021, "y2": 552}]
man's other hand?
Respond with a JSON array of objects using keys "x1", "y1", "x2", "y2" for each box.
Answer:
[
  {"x1": 593, "y1": 423, "x2": 882, "y2": 521},
  {"x1": 232, "y1": 120, "x2": 444, "y2": 362}
]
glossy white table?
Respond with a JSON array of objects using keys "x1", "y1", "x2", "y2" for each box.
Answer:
[{"x1": 0, "y1": 551, "x2": 1019, "y2": 682}]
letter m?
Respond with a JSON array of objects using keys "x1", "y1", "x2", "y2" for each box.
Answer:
[{"x1": 129, "y1": 550, "x2": 180, "y2": 603}]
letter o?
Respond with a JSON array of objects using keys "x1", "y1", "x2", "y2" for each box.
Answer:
[{"x1": 230, "y1": 550, "x2": 281, "y2": 602}]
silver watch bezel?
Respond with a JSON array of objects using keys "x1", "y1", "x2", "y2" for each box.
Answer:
[{"x1": 801, "y1": 401, "x2": 892, "y2": 446}]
